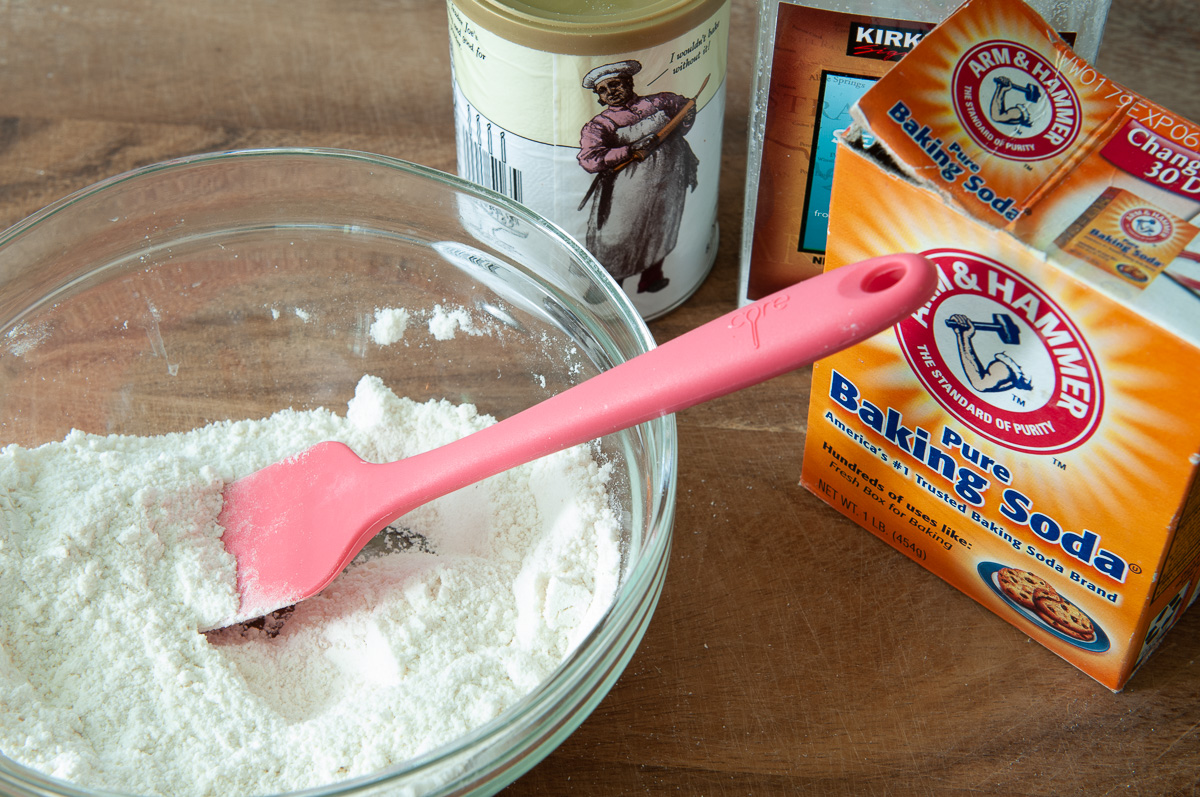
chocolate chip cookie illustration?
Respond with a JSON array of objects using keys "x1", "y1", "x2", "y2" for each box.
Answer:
[
  {"x1": 1033, "y1": 588, "x2": 1096, "y2": 642},
  {"x1": 979, "y1": 562, "x2": 1108, "y2": 652},
  {"x1": 997, "y1": 566, "x2": 1054, "y2": 610}
]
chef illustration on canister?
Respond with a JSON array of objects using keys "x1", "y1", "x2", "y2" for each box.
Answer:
[
  {"x1": 446, "y1": 0, "x2": 729, "y2": 319},
  {"x1": 577, "y1": 60, "x2": 704, "y2": 295}
]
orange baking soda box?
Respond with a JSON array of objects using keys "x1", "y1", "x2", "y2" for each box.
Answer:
[{"x1": 800, "y1": 0, "x2": 1200, "y2": 689}]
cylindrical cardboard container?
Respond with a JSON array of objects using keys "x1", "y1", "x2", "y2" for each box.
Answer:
[{"x1": 447, "y1": 0, "x2": 730, "y2": 320}]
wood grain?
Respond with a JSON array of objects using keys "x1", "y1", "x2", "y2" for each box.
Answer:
[{"x1": 0, "y1": 0, "x2": 1196, "y2": 794}]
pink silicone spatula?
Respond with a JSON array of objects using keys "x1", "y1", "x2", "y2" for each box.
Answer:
[{"x1": 212, "y1": 253, "x2": 936, "y2": 629}]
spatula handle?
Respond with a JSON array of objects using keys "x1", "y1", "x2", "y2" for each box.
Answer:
[
  {"x1": 379, "y1": 254, "x2": 935, "y2": 511},
  {"x1": 594, "y1": 253, "x2": 936, "y2": 419},
  {"x1": 397, "y1": 253, "x2": 936, "y2": 497}
]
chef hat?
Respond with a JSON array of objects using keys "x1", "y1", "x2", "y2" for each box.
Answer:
[{"x1": 582, "y1": 60, "x2": 642, "y2": 90}]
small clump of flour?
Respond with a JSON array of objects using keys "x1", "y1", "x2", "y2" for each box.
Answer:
[
  {"x1": 369, "y1": 307, "x2": 411, "y2": 346},
  {"x1": 427, "y1": 304, "x2": 480, "y2": 340},
  {"x1": 0, "y1": 376, "x2": 622, "y2": 796}
]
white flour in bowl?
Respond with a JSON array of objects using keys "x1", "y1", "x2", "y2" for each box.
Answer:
[{"x1": 0, "y1": 376, "x2": 622, "y2": 796}]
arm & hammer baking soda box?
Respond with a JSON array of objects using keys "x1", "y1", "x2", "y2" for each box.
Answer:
[{"x1": 801, "y1": 0, "x2": 1200, "y2": 690}]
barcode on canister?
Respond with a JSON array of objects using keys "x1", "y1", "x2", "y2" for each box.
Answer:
[{"x1": 462, "y1": 117, "x2": 523, "y2": 203}]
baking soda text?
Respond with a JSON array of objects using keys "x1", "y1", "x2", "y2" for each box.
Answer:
[
  {"x1": 829, "y1": 370, "x2": 996, "y2": 506},
  {"x1": 1000, "y1": 488, "x2": 1129, "y2": 583}
]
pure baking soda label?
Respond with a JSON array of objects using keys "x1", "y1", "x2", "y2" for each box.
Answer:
[
  {"x1": 446, "y1": 1, "x2": 729, "y2": 319},
  {"x1": 854, "y1": 0, "x2": 1130, "y2": 228}
]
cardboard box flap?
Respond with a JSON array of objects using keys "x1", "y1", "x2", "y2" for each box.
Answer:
[
  {"x1": 852, "y1": 0, "x2": 1127, "y2": 226},
  {"x1": 850, "y1": 0, "x2": 1200, "y2": 347}
]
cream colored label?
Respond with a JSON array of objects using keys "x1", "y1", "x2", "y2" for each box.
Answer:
[
  {"x1": 446, "y1": 0, "x2": 729, "y2": 319},
  {"x1": 447, "y1": 2, "x2": 728, "y2": 145}
]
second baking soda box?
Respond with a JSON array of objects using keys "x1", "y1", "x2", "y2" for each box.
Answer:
[{"x1": 801, "y1": 0, "x2": 1200, "y2": 689}]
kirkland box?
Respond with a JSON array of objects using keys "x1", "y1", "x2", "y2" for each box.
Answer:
[{"x1": 801, "y1": 0, "x2": 1200, "y2": 689}]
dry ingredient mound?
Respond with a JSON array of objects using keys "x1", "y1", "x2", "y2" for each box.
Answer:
[{"x1": 0, "y1": 376, "x2": 622, "y2": 796}]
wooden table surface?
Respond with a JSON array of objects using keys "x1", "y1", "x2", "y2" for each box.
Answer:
[{"x1": 2, "y1": 1, "x2": 1197, "y2": 794}]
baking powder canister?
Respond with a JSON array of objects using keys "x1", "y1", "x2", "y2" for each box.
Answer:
[{"x1": 447, "y1": 0, "x2": 729, "y2": 320}]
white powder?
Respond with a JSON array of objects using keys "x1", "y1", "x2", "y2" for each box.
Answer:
[
  {"x1": 0, "y1": 376, "x2": 622, "y2": 796},
  {"x1": 427, "y1": 304, "x2": 480, "y2": 340},
  {"x1": 368, "y1": 307, "x2": 411, "y2": 346},
  {"x1": 4, "y1": 320, "x2": 51, "y2": 356}
]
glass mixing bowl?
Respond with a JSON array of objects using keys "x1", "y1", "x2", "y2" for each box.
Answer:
[{"x1": 0, "y1": 149, "x2": 677, "y2": 796}]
